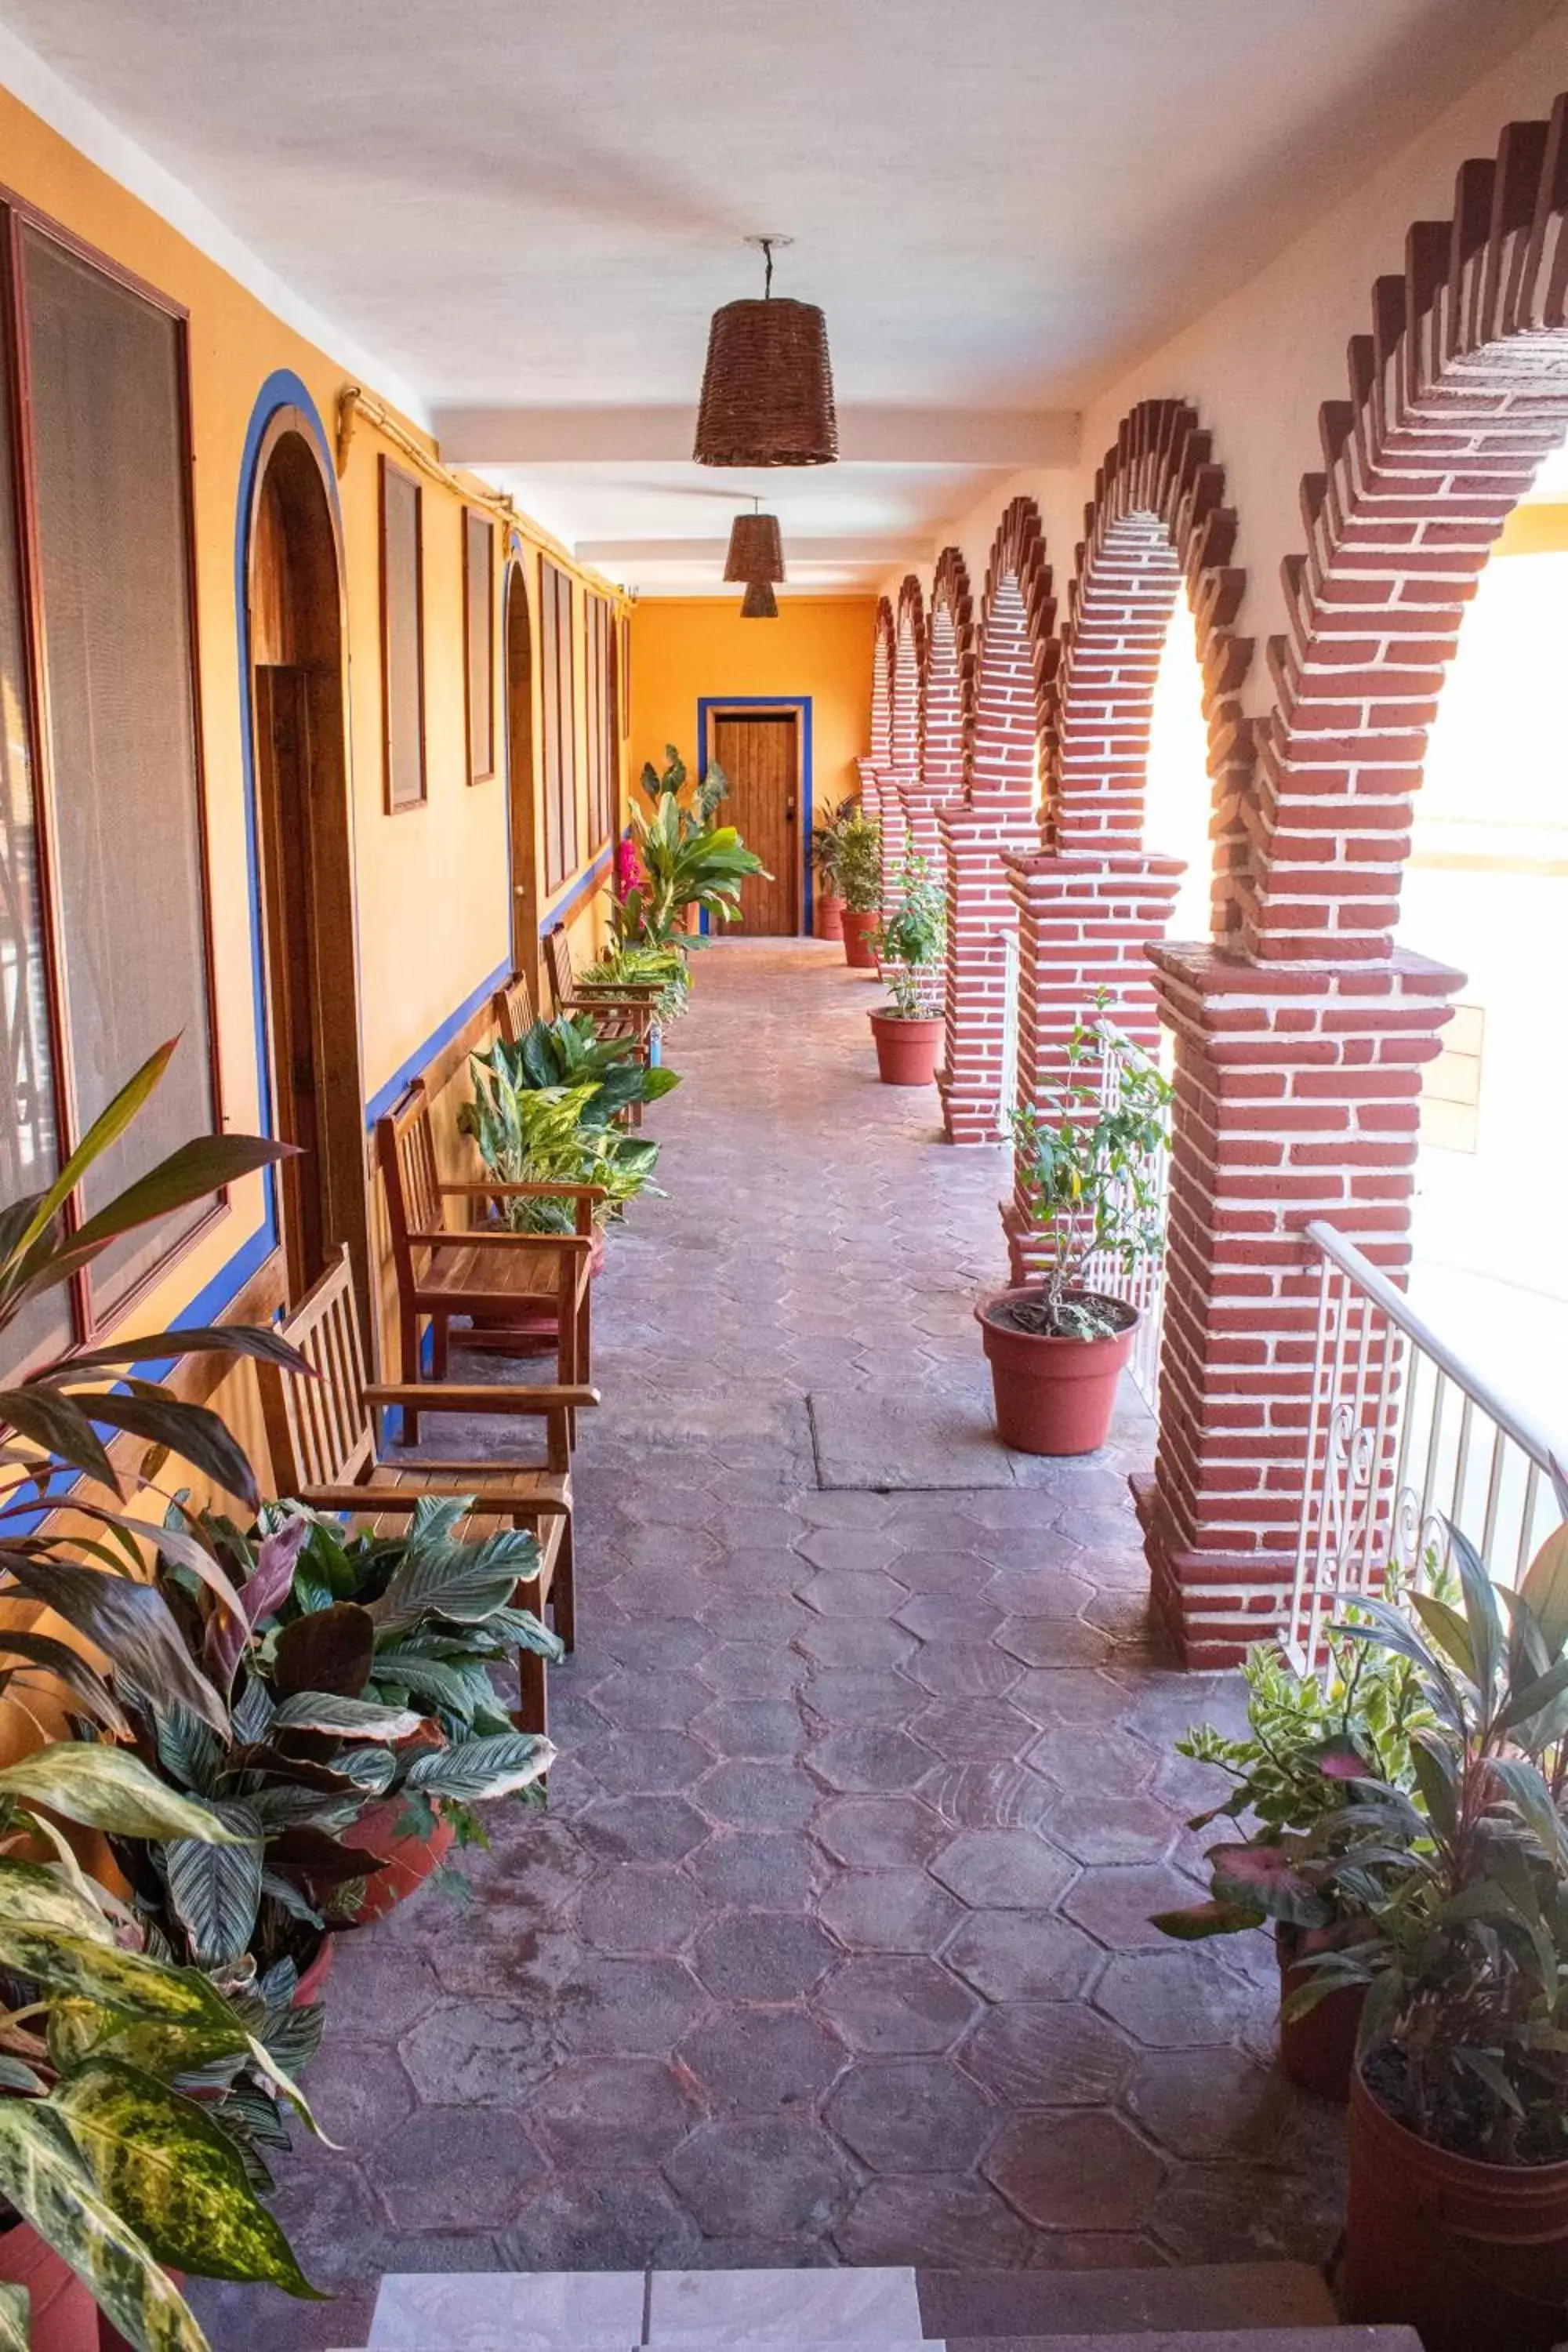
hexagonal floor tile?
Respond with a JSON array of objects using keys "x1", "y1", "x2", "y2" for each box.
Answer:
[
  {"x1": 896, "y1": 1592, "x2": 1004, "y2": 1645},
  {"x1": 686, "y1": 1831, "x2": 819, "y2": 1907},
  {"x1": 575, "y1": 1865, "x2": 707, "y2": 1957},
  {"x1": 691, "y1": 1699, "x2": 805, "y2": 1758},
  {"x1": 945, "y1": 1910, "x2": 1102, "y2": 2003},
  {"x1": 794, "y1": 1617, "x2": 918, "y2": 1671},
  {"x1": 917, "y1": 1759, "x2": 1057, "y2": 1832},
  {"x1": 691, "y1": 1911, "x2": 837, "y2": 2002},
  {"x1": 817, "y1": 1867, "x2": 963, "y2": 1955},
  {"x1": 960, "y1": 2001, "x2": 1134, "y2": 2106},
  {"x1": 1094, "y1": 1950, "x2": 1265, "y2": 2049},
  {"x1": 376, "y1": 2106, "x2": 545, "y2": 2230},
  {"x1": 1062, "y1": 1863, "x2": 1209, "y2": 1952},
  {"x1": 662, "y1": 2116, "x2": 856, "y2": 2238},
  {"x1": 984, "y1": 2109, "x2": 1165, "y2": 2231},
  {"x1": 1044, "y1": 1786, "x2": 1178, "y2": 1866},
  {"x1": 697, "y1": 1642, "x2": 808, "y2": 1697},
  {"x1": 499, "y1": 2169, "x2": 700, "y2": 2270},
  {"x1": 911, "y1": 1697, "x2": 1033, "y2": 1761},
  {"x1": 1124, "y1": 2046, "x2": 1292, "y2": 2159},
  {"x1": 796, "y1": 1568, "x2": 909, "y2": 1620},
  {"x1": 809, "y1": 1725, "x2": 934, "y2": 1793},
  {"x1": 826, "y1": 2058, "x2": 996, "y2": 2172},
  {"x1": 834, "y1": 2173, "x2": 1034, "y2": 2267},
  {"x1": 557, "y1": 1956, "x2": 712, "y2": 2056},
  {"x1": 902, "y1": 1642, "x2": 1022, "y2": 1699},
  {"x1": 576, "y1": 1795, "x2": 710, "y2": 1865},
  {"x1": 528, "y1": 2056, "x2": 702, "y2": 2169},
  {"x1": 981, "y1": 1568, "x2": 1095, "y2": 1620},
  {"x1": 793, "y1": 1527, "x2": 902, "y2": 1574},
  {"x1": 590, "y1": 1670, "x2": 713, "y2": 1731},
  {"x1": 677, "y1": 2007, "x2": 845, "y2": 2114},
  {"x1": 930, "y1": 1827, "x2": 1076, "y2": 1911},
  {"x1": 813, "y1": 1796, "x2": 949, "y2": 1869},
  {"x1": 398, "y1": 2001, "x2": 558, "y2": 2107},
  {"x1": 815, "y1": 1955, "x2": 979, "y2": 2054},
  {"x1": 695, "y1": 1759, "x2": 818, "y2": 1831},
  {"x1": 800, "y1": 1670, "x2": 916, "y2": 1723}
]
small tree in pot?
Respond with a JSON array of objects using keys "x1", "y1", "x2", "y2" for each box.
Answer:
[
  {"x1": 869, "y1": 856, "x2": 946, "y2": 1087},
  {"x1": 809, "y1": 794, "x2": 857, "y2": 941},
  {"x1": 835, "y1": 813, "x2": 882, "y2": 971},
  {"x1": 976, "y1": 1011, "x2": 1171, "y2": 1454}
]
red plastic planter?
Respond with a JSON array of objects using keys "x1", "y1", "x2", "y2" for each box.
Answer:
[
  {"x1": 1345, "y1": 2062, "x2": 1568, "y2": 2352},
  {"x1": 1276, "y1": 1924, "x2": 1364, "y2": 2102},
  {"x1": 815, "y1": 894, "x2": 844, "y2": 941},
  {"x1": 345, "y1": 1795, "x2": 455, "y2": 1925},
  {"x1": 869, "y1": 1011, "x2": 942, "y2": 1086},
  {"x1": 841, "y1": 908, "x2": 879, "y2": 970},
  {"x1": 0, "y1": 2226, "x2": 96, "y2": 2351},
  {"x1": 976, "y1": 1287, "x2": 1137, "y2": 1454}
]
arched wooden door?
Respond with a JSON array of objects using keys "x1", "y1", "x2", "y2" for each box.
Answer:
[
  {"x1": 246, "y1": 411, "x2": 371, "y2": 1331},
  {"x1": 505, "y1": 556, "x2": 543, "y2": 989}
]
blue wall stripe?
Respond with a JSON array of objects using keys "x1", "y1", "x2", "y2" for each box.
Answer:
[{"x1": 364, "y1": 956, "x2": 514, "y2": 1130}]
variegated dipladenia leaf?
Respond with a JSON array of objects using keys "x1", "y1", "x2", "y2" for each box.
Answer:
[
  {"x1": 53, "y1": 2057, "x2": 320, "y2": 2296},
  {"x1": 0, "y1": 2096, "x2": 211, "y2": 2351},
  {"x1": 0, "y1": 1927, "x2": 250, "y2": 2052},
  {"x1": 0, "y1": 1858, "x2": 117, "y2": 1947}
]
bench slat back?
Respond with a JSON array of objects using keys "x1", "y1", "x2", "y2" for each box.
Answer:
[
  {"x1": 493, "y1": 973, "x2": 535, "y2": 1047},
  {"x1": 543, "y1": 924, "x2": 575, "y2": 1014},
  {"x1": 378, "y1": 1080, "x2": 442, "y2": 1265},
  {"x1": 259, "y1": 1245, "x2": 375, "y2": 1491}
]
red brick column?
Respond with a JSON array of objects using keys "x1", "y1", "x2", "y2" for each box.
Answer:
[
  {"x1": 916, "y1": 546, "x2": 976, "y2": 903},
  {"x1": 1001, "y1": 851, "x2": 1184, "y2": 1278},
  {"x1": 1138, "y1": 945, "x2": 1463, "y2": 1664},
  {"x1": 884, "y1": 577, "x2": 925, "y2": 904},
  {"x1": 938, "y1": 499, "x2": 1056, "y2": 1144}
]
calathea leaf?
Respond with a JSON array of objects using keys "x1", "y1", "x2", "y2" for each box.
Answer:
[
  {"x1": 271, "y1": 1603, "x2": 375, "y2": 1702},
  {"x1": 270, "y1": 1690, "x2": 423, "y2": 1740},
  {"x1": 165, "y1": 1801, "x2": 264, "y2": 1968},
  {"x1": 372, "y1": 1523, "x2": 541, "y2": 1635},
  {"x1": 151, "y1": 1702, "x2": 224, "y2": 1800},
  {"x1": 403, "y1": 1730, "x2": 557, "y2": 1803},
  {"x1": 0, "y1": 1745, "x2": 244, "y2": 1844},
  {"x1": 53, "y1": 2056, "x2": 321, "y2": 2295},
  {"x1": 0, "y1": 2096, "x2": 211, "y2": 2352},
  {"x1": 1, "y1": 1557, "x2": 228, "y2": 1735}
]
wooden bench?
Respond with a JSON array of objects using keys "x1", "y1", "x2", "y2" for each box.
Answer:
[
  {"x1": 492, "y1": 971, "x2": 537, "y2": 1047},
  {"x1": 256, "y1": 1246, "x2": 595, "y2": 1735},
  {"x1": 543, "y1": 924, "x2": 659, "y2": 1121},
  {"x1": 376, "y1": 1079, "x2": 598, "y2": 1439}
]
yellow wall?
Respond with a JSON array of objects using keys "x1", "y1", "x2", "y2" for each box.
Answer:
[
  {"x1": 630, "y1": 596, "x2": 875, "y2": 857},
  {"x1": 0, "y1": 79, "x2": 628, "y2": 1364}
]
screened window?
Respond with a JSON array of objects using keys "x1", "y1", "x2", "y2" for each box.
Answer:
[
  {"x1": 464, "y1": 509, "x2": 494, "y2": 783},
  {"x1": 0, "y1": 214, "x2": 219, "y2": 1345},
  {"x1": 584, "y1": 593, "x2": 615, "y2": 855},
  {"x1": 380, "y1": 457, "x2": 425, "y2": 811},
  {"x1": 541, "y1": 560, "x2": 576, "y2": 891}
]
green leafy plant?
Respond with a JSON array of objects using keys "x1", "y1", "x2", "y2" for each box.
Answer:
[
  {"x1": 1290, "y1": 1508, "x2": 1568, "y2": 2165},
  {"x1": 1152, "y1": 1601, "x2": 1432, "y2": 1949},
  {"x1": 613, "y1": 745, "x2": 767, "y2": 948},
  {"x1": 809, "y1": 794, "x2": 858, "y2": 900},
  {"x1": 875, "y1": 855, "x2": 946, "y2": 1019},
  {"x1": 578, "y1": 944, "x2": 691, "y2": 1026},
  {"x1": 460, "y1": 1018, "x2": 677, "y2": 1230},
  {"x1": 836, "y1": 812, "x2": 882, "y2": 915},
  {"x1": 1007, "y1": 1007, "x2": 1173, "y2": 1341}
]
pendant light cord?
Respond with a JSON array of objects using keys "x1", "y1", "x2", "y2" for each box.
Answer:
[{"x1": 761, "y1": 237, "x2": 774, "y2": 298}]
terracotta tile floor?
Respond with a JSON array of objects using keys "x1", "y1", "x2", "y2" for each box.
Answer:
[{"x1": 198, "y1": 941, "x2": 1344, "y2": 2349}]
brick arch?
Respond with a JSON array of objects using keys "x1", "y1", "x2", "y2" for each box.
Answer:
[
  {"x1": 881, "y1": 575, "x2": 927, "y2": 896},
  {"x1": 1140, "y1": 104, "x2": 1568, "y2": 1666},
  {"x1": 1246, "y1": 99, "x2": 1568, "y2": 964},
  {"x1": 862, "y1": 594, "x2": 897, "y2": 858},
  {"x1": 1051, "y1": 397, "x2": 1253, "y2": 939},
  {"x1": 924, "y1": 544, "x2": 977, "y2": 803},
  {"x1": 937, "y1": 496, "x2": 1057, "y2": 1143}
]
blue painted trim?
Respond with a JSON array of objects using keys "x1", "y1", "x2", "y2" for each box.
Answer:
[
  {"x1": 539, "y1": 843, "x2": 615, "y2": 938},
  {"x1": 696, "y1": 695, "x2": 814, "y2": 935},
  {"x1": 364, "y1": 957, "x2": 513, "y2": 1130}
]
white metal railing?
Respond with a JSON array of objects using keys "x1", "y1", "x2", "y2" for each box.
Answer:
[
  {"x1": 1286, "y1": 1219, "x2": 1563, "y2": 1668},
  {"x1": 995, "y1": 929, "x2": 1021, "y2": 1140},
  {"x1": 1079, "y1": 1018, "x2": 1169, "y2": 1408}
]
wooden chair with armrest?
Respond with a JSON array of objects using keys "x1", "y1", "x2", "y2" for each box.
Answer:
[
  {"x1": 376, "y1": 1079, "x2": 601, "y2": 1440},
  {"x1": 256, "y1": 1246, "x2": 597, "y2": 1735},
  {"x1": 542, "y1": 925, "x2": 658, "y2": 1127},
  {"x1": 492, "y1": 971, "x2": 536, "y2": 1048}
]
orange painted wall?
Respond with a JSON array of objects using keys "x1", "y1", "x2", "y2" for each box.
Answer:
[{"x1": 629, "y1": 597, "x2": 875, "y2": 855}]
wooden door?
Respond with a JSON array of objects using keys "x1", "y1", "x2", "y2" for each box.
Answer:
[
  {"x1": 253, "y1": 663, "x2": 325, "y2": 1291},
  {"x1": 710, "y1": 712, "x2": 800, "y2": 935}
]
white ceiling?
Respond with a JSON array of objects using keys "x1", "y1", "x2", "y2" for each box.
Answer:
[{"x1": 1, "y1": 0, "x2": 1555, "y2": 591}]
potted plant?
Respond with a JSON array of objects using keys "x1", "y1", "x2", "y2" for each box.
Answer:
[
  {"x1": 612, "y1": 747, "x2": 766, "y2": 949},
  {"x1": 1151, "y1": 1606, "x2": 1431, "y2": 2099},
  {"x1": 836, "y1": 812, "x2": 882, "y2": 970},
  {"x1": 579, "y1": 942, "x2": 691, "y2": 1029},
  {"x1": 976, "y1": 1010, "x2": 1171, "y2": 1454},
  {"x1": 868, "y1": 856, "x2": 946, "y2": 1087},
  {"x1": 809, "y1": 794, "x2": 857, "y2": 942},
  {"x1": 1294, "y1": 1518, "x2": 1568, "y2": 2352}
]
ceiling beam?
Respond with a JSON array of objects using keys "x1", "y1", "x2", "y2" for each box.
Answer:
[
  {"x1": 436, "y1": 404, "x2": 1080, "y2": 469},
  {"x1": 573, "y1": 535, "x2": 924, "y2": 567}
]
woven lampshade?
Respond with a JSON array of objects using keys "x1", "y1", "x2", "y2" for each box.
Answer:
[
  {"x1": 740, "y1": 579, "x2": 779, "y2": 619},
  {"x1": 724, "y1": 510, "x2": 786, "y2": 583},
  {"x1": 695, "y1": 296, "x2": 837, "y2": 467}
]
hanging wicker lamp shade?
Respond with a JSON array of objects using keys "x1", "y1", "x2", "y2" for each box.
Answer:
[
  {"x1": 695, "y1": 239, "x2": 837, "y2": 468},
  {"x1": 724, "y1": 510, "x2": 786, "y2": 583},
  {"x1": 740, "y1": 579, "x2": 779, "y2": 619}
]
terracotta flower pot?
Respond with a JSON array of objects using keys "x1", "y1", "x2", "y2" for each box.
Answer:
[
  {"x1": 342, "y1": 1795, "x2": 454, "y2": 1926},
  {"x1": 1345, "y1": 2060, "x2": 1568, "y2": 2352},
  {"x1": 0, "y1": 2223, "x2": 96, "y2": 2351},
  {"x1": 841, "y1": 908, "x2": 879, "y2": 970},
  {"x1": 1276, "y1": 1923, "x2": 1364, "y2": 2102},
  {"x1": 869, "y1": 1011, "x2": 943, "y2": 1087},
  {"x1": 293, "y1": 1933, "x2": 335, "y2": 2006},
  {"x1": 976, "y1": 1286, "x2": 1137, "y2": 1455},
  {"x1": 815, "y1": 893, "x2": 844, "y2": 942}
]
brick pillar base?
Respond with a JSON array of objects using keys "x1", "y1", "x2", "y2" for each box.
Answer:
[
  {"x1": 1001, "y1": 850, "x2": 1185, "y2": 1278},
  {"x1": 1141, "y1": 942, "x2": 1464, "y2": 1667},
  {"x1": 937, "y1": 797, "x2": 1036, "y2": 1145}
]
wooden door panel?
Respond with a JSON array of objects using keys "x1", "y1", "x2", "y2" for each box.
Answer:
[{"x1": 712, "y1": 713, "x2": 799, "y2": 935}]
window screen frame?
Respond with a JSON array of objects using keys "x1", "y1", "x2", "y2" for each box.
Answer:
[
  {"x1": 0, "y1": 191, "x2": 226, "y2": 1349},
  {"x1": 541, "y1": 558, "x2": 577, "y2": 893},
  {"x1": 463, "y1": 506, "x2": 495, "y2": 786},
  {"x1": 379, "y1": 454, "x2": 427, "y2": 815}
]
